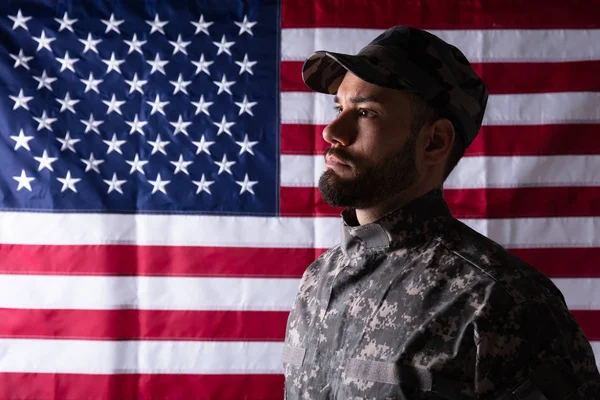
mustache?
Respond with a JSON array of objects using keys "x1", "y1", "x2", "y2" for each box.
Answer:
[{"x1": 324, "y1": 147, "x2": 357, "y2": 166}]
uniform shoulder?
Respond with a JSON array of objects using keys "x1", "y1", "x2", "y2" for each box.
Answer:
[{"x1": 434, "y1": 218, "x2": 566, "y2": 306}]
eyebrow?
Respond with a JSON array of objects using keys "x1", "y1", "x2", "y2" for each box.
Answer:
[{"x1": 333, "y1": 95, "x2": 381, "y2": 104}]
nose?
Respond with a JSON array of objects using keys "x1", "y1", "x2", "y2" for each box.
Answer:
[{"x1": 322, "y1": 111, "x2": 355, "y2": 147}]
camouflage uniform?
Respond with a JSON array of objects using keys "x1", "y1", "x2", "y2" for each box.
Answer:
[{"x1": 283, "y1": 188, "x2": 600, "y2": 399}]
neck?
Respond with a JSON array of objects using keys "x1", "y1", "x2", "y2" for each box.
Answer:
[{"x1": 355, "y1": 183, "x2": 440, "y2": 225}]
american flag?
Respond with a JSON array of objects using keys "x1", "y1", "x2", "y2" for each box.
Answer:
[{"x1": 0, "y1": 0, "x2": 599, "y2": 399}]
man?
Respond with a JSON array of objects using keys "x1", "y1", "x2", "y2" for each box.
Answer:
[{"x1": 282, "y1": 26, "x2": 600, "y2": 399}]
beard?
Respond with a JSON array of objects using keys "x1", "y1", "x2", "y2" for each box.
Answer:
[{"x1": 318, "y1": 134, "x2": 418, "y2": 209}]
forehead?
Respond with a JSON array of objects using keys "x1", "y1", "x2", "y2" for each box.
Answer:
[{"x1": 335, "y1": 72, "x2": 412, "y2": 106}]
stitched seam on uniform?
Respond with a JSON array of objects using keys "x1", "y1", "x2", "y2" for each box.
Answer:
[
  {"x1": 434, "y1": 237, "x2": 518, "y2": 305},
  {"x1": 282, "y1": 345, "x2": 306, "y2": 366}
]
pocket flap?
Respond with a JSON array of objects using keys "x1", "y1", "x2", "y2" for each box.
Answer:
[{"x1": 282, "y1": 344, "x2": 306, "y2": 367}]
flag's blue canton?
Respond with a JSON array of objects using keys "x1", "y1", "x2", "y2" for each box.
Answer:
[{"x1": 0, "y1": 0, "x2": 279, "y2": 216}]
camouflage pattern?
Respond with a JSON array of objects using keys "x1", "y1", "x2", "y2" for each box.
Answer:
[
  {"x1": 302, "y1": 26, "x2": 488, "y2": 147},
  {"x1": 283, "y1": 188, "x2": 600, "y2": 399}
]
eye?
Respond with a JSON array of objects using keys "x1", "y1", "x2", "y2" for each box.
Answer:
[
  {"x1": 358, "y1": 108, "x2": 374, "y2": 118},
  {"x1": 334, "y1": 105, "x2": 342, "y2": 115}
]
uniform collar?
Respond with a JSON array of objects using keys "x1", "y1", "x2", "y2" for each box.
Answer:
[{"x1": 340, "y1": 187, "x2": 452, "y2": 257}]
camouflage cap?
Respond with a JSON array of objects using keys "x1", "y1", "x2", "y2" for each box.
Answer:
[{"x1": 302, "y1": 26, "x2": 488, "y2": 148}]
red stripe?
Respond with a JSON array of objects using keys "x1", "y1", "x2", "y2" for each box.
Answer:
[
  {"x1": 0, "y1": 372, "x2": 283, "y2": 400},
  {"x1": 281, "y1": 186, "x2": 600, "y2": 219},
  {"x1": 282, "y1": 0, "x2": 600, "y2": 29},
  {"x1": 0, "y1": 309, "x2": 287, "y2": 341},
  {"x1": 0, "y1": 244, "x2": 320, "y2": 277},
  {"x1": 0, "y1": 307, "x2": 597, "y2": 345},
  {"x1": 444, "y1": 187, "x2": 600, "y2": 219},
  {"x1": 571, "y1": 310, "x2": 600, "y2": 341},
  {"x1": 510, "y1": 248, "x2": 600, "y2": 278},
  {"x1": 281, "y1": 124, "x2": 600, "y2": 156},
  {"x1": 281, "y1": 60, "x2": 600, "y2": 94}
]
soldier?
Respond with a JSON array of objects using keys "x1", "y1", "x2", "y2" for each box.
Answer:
[{"x1": 283, "y1": 26, "x2": 600, "y2": 399}]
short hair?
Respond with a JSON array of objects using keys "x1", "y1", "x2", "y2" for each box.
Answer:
[{"x1": 408, "y1": 93, "x2": 465, "y2": 180}]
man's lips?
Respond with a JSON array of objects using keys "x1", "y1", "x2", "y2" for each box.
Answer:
[{"x1": 325, "y1": 154, "x2": 352, "y2": 168}]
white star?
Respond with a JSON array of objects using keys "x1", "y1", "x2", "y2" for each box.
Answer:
[
  {"x1": 81, "y1": 153, "x2": 104, "y2": 173},
  {"x1": 234, "y1": 15, "x2": 257, "y2": 36},
  {"x1": 235, "y1": 95, "x2": 258, "y2": 116},
  {"x1": 57, "y1": 92, "x2": 80, "y2": 114},
  {"x1": 148, "y1": 173, "x2": 170, "y2": 194},
  {"x1": 192, "y1": 95, "x2": 213, "y2": 116},
  {"x1": 79, "y1": 33, "x2": 101, "y2": 54},
  {"x1": 125, "y1": 154, "x2": 148, "y2": 175},
  {"x1": 236, "y1": 174, "x2": 258, "y2": 195},
  {"x1": 192, "y1": 135, "x2": 215, "y2": 155},
  {"x1": 191, "y1": 54, "x2": 213, "y2": 76},
  {"x1": 33, "y1": 70, "x2": 57, "y2": 91},
  {"x1": 57, "y1": 171, "x2": 81, "y2": 193},
  {"x1": 104, "y1": 173, "x2": 127, "y2": 194},
  {"x1": 125, "y1": 34, "x2": 146, "y2": 55},
  {"x1": 32, "y1": 30, "x2": 56, "y2": 53},
  {"x1": 102, "y1": 13, "x2": 124, "y2": 34},
  {"x1": 81, "y1": 72, "x2": 103, "y2": 94},
  {"x1": 169, "y1": 73, "x2": 191, "y2": 95},
  {"x1": 169, "y1": 34, "x2": 191, "y2": 56},
  {"x1": 170, "y1": 115, "x2": 192, "y2": 136},
  {"x1": 81, "y1": 114, "x2": 103, "y2": 134},
  {"x1": 193, "y1": 174, "x2": 214, "y2": 195},
  {"x1": 235, "y1": 134, "x2": 259, "y2": 155},
  {"x1": 212, "y1": 35, "x2": 235, "y2": 56},
  {"x1": 125, "y1": 73, "x2": 147, "y2": 94},
  {"x1": 147, "y1": 53, "x2": 169, "y2": 75},
  {"x1": 148, "y1": 135, "x2": 170, "y2": 155},
  {"x1": 33, "y1": 111, "x2": 57, "y2": 132},
  {"x1": 213, "y1": 75, "x2": 235, "y2": 96},
  {"x1": 102, "y1": 94, "x2": 125, "y2": 115},
  {"x1": 146, "y1": 14, "x2": 168, "y2": 34},
  {"x1": 34, "y1": 150, "x2": 58, "y2": 171},
  {"x1": 9, "y1": 10, "x2": 31, "y2": 31},
  {"x1": 235, "y1": 54, "x2": 257, "y2": 75},
  {"x1": 10, "y1": 129, "x2": 34, "y2": 151},
  {"x1": 213, "y1": 115, "x2": 235, "y2": 136},
  {"x1": 13, "y1": 170, "x2": 35, "y2": 192},
  {"x1": 191, "y1": 15, "x2": 213, "y2": 35},
  {"x1": 10, "y1": 50, "x2": 33, "y2": 70},
  {"x1": 170, "y1": 155, "x2": 193, "y2": 175},
  {"x1": 146, "y1": 94, "x2": 169, "y2": 115},
  {"x1": 56, "y1": 51, "x2": 78, "y2": 73},
  {"x1": 57, "y1": 131, "x2": 81, "y2": 153},
  {"x1": 214, "y1": 154, "x2": 236, "y2": 175},
  {"x1": 103, "y1": 133, "x2": 126, "y2": 154},
  {"x1": 9, "y1": 89, "x2": 33, "y2": 110},
  {"x1": 102, "y1": 52, "x2": 125, "y2": 74},
  {"x1": 126, "y1": 114, "x2": 147, "y2": 135},
  {"x1": 55, "y1": 12, "x2": 78, "y2": 32}
]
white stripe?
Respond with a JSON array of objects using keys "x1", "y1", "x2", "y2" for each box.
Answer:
[
  {"x1": 281, "y1": 91, "x2": 600, "y2": 126},
  {"x1": 0, "y1": 275, "x2": 299, "y2": 311},
  {"x1": 0, "y1": 339, "x2": 282, "y2": 374},
  {"x1": 0, "y1": 338, "x2": 597, "y2": 374},
  {"x1": 552, "y1": 278, "x2": 600, "y2": 310},
  {"x1": 0, "y1": 212, "x2": 339, "y2": 248},
  {"x1": 280, "y1": 154, "x2": 600, "y2": 188},
  {"x1": 0, "y1": 273, "x2": 599, "y2": 313},
  {"x1": 282, "y1": 28, "x2": 600, "y2": 62},
  {"x1": 1, "y1": 212, "x2": 599, "y2": 249}
]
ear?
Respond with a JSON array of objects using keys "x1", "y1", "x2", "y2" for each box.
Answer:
[{"x1": 422, "y1": 118, "x2": 455, "y2": 166}]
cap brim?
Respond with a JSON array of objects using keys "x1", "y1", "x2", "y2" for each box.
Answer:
[{"x1": 301, "y1": 50, "x2": 389, "y2": 94}]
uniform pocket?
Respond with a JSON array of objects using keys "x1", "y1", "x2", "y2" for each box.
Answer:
[
  {"x1": 345, "y1": 358, "x2": 433, "y2": 389},
  {"x1": 282, "y1": 344, "x2": 306, "y2": 367}
]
